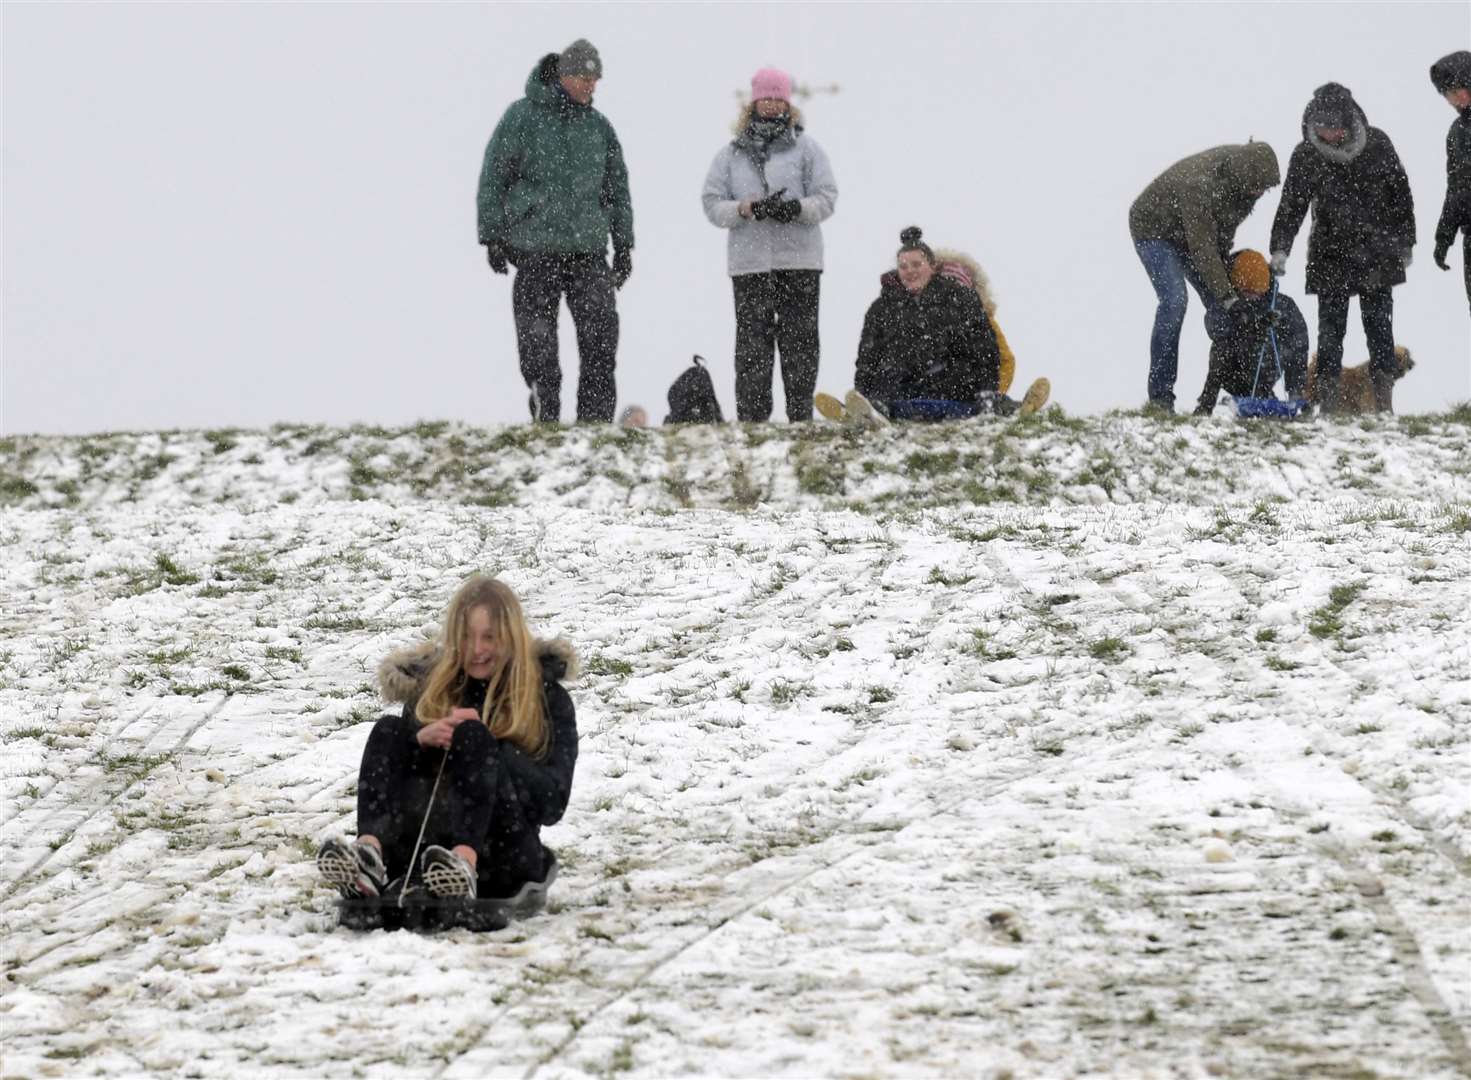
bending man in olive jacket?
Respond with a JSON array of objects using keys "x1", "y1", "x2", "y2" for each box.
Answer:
[
  {"x1": 1431, "y1": 51, "x2": 1471, "y2": 310},
  {"x1": 477, "y1": 40, "x2": 635, "y2": 423},
  {"x1": 1270, "y1": 83, "x2": 1415, "y2": 414},
  {"x1": 1129, "y1": 142, "x2": 1281, "y2": 413}
]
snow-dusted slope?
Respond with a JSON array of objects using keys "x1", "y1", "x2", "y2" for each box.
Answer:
[{"x1": 2, "y1": 415, "x2": 1469, "y2": 1078}]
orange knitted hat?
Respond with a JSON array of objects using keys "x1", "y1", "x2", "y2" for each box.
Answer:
[{"x1": 1230, "y1": 250, "x2": 1270, "y2": 294}]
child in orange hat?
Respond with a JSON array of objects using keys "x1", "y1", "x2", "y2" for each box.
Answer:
[{"x1": 1193, "y1": 250, "x2": 1310, "y2": 415}]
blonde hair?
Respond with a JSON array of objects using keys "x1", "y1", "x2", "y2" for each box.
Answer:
[{"x1": 414, "y1": 576, "x2": 549, "y2": 759}]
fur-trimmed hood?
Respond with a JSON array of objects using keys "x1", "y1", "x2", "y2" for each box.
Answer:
[
  {"x1": 377, "y1": 637, "x2": 580, "y2": 705},
  {"x1": 877, "y1": 248, "x2": 997, "y2": 315},
  {"x1": 731, "y1": 101, "x2": 806, "y2": 137},
  {"x1": 1302, "y1": 83, "x2": 1370, "y2": 164}
]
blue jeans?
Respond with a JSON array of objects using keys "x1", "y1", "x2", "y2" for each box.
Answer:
[{"x1": 1135, "y1": 239, "x2": 1219, "y2": 408}]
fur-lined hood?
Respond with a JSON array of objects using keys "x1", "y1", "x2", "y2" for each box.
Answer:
[
  {"x1": 377, "y1": 637, "x2": 580, "y2": 705},
  {"x1": 731, "y1": 101, "x2": 806, "y2": 137},
  {"x1": 1302, "y1": 83, "x2": 1370, "y2": 165},
  {"x1": 878, "y1": 248, "x2": 998, "y2": 316}
]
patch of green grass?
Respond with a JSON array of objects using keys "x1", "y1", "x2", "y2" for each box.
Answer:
[
  {"x1": 1089, "y1": 636, "x2": 1128, "y2": 661},
  {"x1": 1255, "y1": 628, "x2": 1277, "y2": 643},
  {"x1": 867, "y1": 686, "x2": 894, "y2": 704},
  {"x1": 154, "y1": 553, "x2": 199, "y2": 587},
  {"x1": 1308, "y1": 581, "x2": 1365, "y2": 639},
  {"x1": 926, "y1": 566, "x2": 974, "y2": 587},
  {"x1": 265, "y1": 645, "x2": 303, "y2": 664},
  {"x1": 586, "y1": 656, "x2": 634, "y2": 677}
]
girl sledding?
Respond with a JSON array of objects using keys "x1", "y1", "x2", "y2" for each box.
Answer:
[
  {"x1": 317, "y1": 575, "x2": 579, "y2": 932},
  {"x1": 815, "y1": 227, "x2": 1051, "y2": 426}
]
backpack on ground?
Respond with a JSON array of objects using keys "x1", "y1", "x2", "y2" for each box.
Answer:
[{"x1": 665, "y1": 355, "x2": 724, "y2": 424}]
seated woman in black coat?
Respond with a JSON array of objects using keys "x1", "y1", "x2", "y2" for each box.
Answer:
[
  {"x1": 1194, "y1": 249, "x2": 1310, "y2": 415},
  {"x1": 833, "y1": 227, "x2": 1046, "y2": 422},
  {"x1": 317, "y1": 575, "x2": 578, "y2": 905}
]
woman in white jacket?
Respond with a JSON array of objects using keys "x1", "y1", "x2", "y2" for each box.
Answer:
[{"x1": 702, "y1": 67, "x2": 839, "y2": 421}]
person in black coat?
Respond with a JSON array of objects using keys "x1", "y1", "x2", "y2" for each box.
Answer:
[
  {"x1": 1270, "y1": 83, "x2": 1415, "y2": 414},
  {"x1": 1430, "y1": 51, "x2": 1471, "y2": 310},
  {"x1": 1194, "y1": 250, "x2": 1310, "y2": 415},
  {"x1": 853, "y1": 227, "x2": 1005, "y2": 418},
  {"x1": 317, "y1": 576, "x2": 578, "y2": 904}
]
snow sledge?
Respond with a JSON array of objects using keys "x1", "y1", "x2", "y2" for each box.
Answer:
[
  {"x1": 336, "y1": 853, "x2": 559, "y2": 933},
  {"x1": 1232, "y1": 281, "x2": 1310, "y2": 421}
]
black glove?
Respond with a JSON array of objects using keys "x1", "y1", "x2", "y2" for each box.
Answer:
[
  {"x1": 485, "y1": 241, "x2": 509, "y2": 275},
  {"x1": 1263, "y1": 308, "x2": 1282, "y2": 327},
  {"x1": 768, "y1": 198, "x2": 802, "y2": 224},
  {"x1": 612, "y1": 248, "x2": 633, "y2": 289},
  {"x1": 1434, "y1": 243, "x2": 1451, "y2": 271},
  {"x1": 750, "y1": 188, "x2": 787, "y2": 221}
]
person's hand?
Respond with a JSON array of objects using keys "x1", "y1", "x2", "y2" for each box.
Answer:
[
  {"x1": 612, "y1": 248, "x2": 633, "y2": 289},
  {"x1": 485, "y1": 241, "x2": 509, "y2": 275},
  {"x1": 768, "y1": 198, "x2": 802, "y2": 224},
  {"x1": 738, "y1": 200, "x2": 755, "y2": 220},
  {"x1": 416, "y1": 708, "x2": 479, "y2": 750},
  {"x1": 1433, "y1": 243, "x2": 1451, "y2": 271},
  {"x1": 1399, "y1": 248, "x2": 1413, "y2": 270},
  {"x1": 1269, "y1": 250, "x2": 1288, "y2": 276},
  {"x1": 750, "y1": 188, "x2": 787, "y2": 221},
  {"x1": 1263, "y1": 308, "x2": 1283, "y2": 327}
]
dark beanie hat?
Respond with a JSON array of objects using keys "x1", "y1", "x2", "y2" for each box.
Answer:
[
  {"x1": 1303, "y1": 82, "x2": 1356, "y2": 130},
  {"x1": 1430, "y1": 50, "x2": 1471, "y2": 94},
  {"x1": 898, "y1": 226, "x2": 935, "y2": 263},
  {"x1": 559, "y1": 39, "x2": 602, "y2": 79}
]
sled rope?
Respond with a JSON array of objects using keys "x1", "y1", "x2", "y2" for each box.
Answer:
[
  {"x1": 401, "y1": 752, "x2": 447, "y2": 909},
  {"x1": 1249, "y1": 278, "x2": 1284, "y2": 399}
]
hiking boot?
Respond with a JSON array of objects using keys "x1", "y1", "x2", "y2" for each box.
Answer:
[
  {"x1": 421, "y1": 845, "x2": 477, "y2": 900},
  {"x1": 813, "y1": 392, "x2": 847, "y2": 422},
  {"x1": 317, "y1": 838, "x2": 387, "y2": 899},
  {"x1": 1018, "y1": 378, "x2": 1051, "y2": 417}
]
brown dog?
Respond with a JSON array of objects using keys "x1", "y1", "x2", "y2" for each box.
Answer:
[{"x1": 1306, "y1": 346, "x2": 1415, "y2": 414}]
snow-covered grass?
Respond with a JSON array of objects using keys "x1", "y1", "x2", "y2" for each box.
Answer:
[{"x1": 2, "y1": 412, "x2": 1469, "y2": 1078}]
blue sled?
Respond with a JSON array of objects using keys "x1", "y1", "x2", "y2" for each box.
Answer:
[{"x1": 1234, "y1": 396, "x2": 1310, "y2": 420}]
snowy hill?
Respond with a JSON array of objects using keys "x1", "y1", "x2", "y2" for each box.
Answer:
[{"x1": 2, "y1": 413, "x2": 1470, "y2": 1078}]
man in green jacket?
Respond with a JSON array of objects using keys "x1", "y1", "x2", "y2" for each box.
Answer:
[
  {"x1": 1128, "y1": 142, "x2": 1281, "y2": 414},
  {"x1": 477, "y1": 39, "x2": 635, "y2": 423}
]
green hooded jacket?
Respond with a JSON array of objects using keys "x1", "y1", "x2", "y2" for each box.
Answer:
[
  {"x1": 1128, "y1": 143, "x2": 1281, "y2": 304},
  {"x1": 477, "y1": 54, "x2": 634, "y2": 256}
]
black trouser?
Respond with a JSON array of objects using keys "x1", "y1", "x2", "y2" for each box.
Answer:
[
  {"x1": 356, "y1": 714, "x2": 544, "y2": 896},
  {"x1": 1464, "y1": 234, "x2": 1470, "y2": 311},
  {"x1": 512, "y1": 253, "x2": 619, "y2": 422},
  {"x1": 732, "y1": 270, "x2": 821, "y2": 422},
  {"x1": 1314, "y1": 287, "x2": 1395, "y2": 382}
]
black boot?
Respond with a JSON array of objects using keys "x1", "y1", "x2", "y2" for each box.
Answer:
[{"x1": 1370, "y1": 368, "x2": 1395, "y2": 414}]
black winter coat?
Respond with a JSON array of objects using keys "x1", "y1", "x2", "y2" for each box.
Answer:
[
  {"x1": 1270, "y1": 85, "x2": 1415, "y2": 296},
  {"x1": 855, "y1": 271, "x2": 1002, "y2": 402},
  {"x1": 1432, "y1": 52, "x2": 1471, "y2": 254},
  {"x1": 378, "y1": 638, "x2": 579, "y2": 830},
  {"x1": 1198, "y1": 286, "x2": 1310, "y2": 408}
]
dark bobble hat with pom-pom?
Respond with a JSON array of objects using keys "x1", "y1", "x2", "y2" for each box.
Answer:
[{"x1": 898, "y1": 226, "x2": 935, "y2": 263}]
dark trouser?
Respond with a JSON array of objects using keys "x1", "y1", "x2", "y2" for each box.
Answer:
[
  {"x1": 512, "y1": 253, "x2": 619, "y2": 422},
  {"x1": 1135, "y1": 239, "x2": 1220, "y2": 409},
  {"x1": 1314, "y1": 287, "x2": 1396, "y2": 384},
  {"x1": 732, "y1": 270, "x2": 821, "y2": 422},
  {"x1": 356, "y1": 715, "x2": 544, "y2": 896},
  {"x1": 1464, "y1": 234, "x2": 1470, "y2": 311}
]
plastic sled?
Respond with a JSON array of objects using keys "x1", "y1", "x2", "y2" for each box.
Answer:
[
  {"x1": 1233, "y1": 396, "x2": 1310, "y2": 420},
  {"x1": 337, "y1": 851, "x2": 559, "y2": 933}
]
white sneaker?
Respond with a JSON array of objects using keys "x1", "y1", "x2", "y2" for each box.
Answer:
[
  {"x1": 317, "y1": 838, "x2": 387, "y2": 899},
  {"x1": 843, "y1": 390, "x2": 889, "y2": 427},
  {"x1": 421, "y1": 845, "x2": 477, "y2": 899}
]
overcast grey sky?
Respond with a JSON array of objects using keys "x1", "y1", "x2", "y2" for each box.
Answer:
[{"x1": 3, "y1": 2, "x2": 1468, "y2": 436}]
